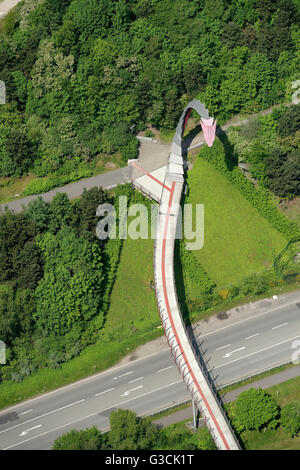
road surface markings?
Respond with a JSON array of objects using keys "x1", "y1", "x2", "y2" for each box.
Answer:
[
  {"x1": 223, "y1": 347, "x2": 245, "y2": 358},
  {"x1": 113, "y1": 371, "x2": 133, "y2": 380},
  {"x1": 215, "y1": 344, "x2": 231, "y2": 351},
  {"x1": 0, "y1": 399, "x2": 86, "y2": 435},
  {"x1": 272, "y1": 323, "x2": 288, "y2": 330},
  {"x1": 0, "y1": 349, "x2": 171, "y2": 418},
  {"x1": 19, "y1": 425, "x2": 41, "y2": 437},
  {"x1": 95, "y1": 388, "x2": 114, "y2": 397},
  {"x1": 157, "y1": 366, "x2": 173, "y2": 373},
  {"x1": 214, "y1": 334, "x2": 300, "y2": 369},
  {"x1": 19, "y1": 410, "x2": 33, "y2": 416},
  {"x1": 198, "y1": 298, "x2": 300, "y2": 338},
  {"x1": 121, "y1": 386, "x2": 143, "y2": 397},
  {"x1": 2, "y1": 380, "x2": 184, "y2": 450},
  {"x1": 245, "y1": 334, "x2": 260, "y2": 340},
  {"x1": 128, "y1": 377, "x2": 144, "y2": 384}
]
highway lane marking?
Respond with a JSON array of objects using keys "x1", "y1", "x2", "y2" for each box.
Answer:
[
  {"x1": 19, "y1": 425, "x2": 41, "y2": 437},
  {"x1": 199, "y1": 299, "x2": 300, "y2": 339},
  {"x1": 19, "y1": 410, "x2": 33, "y2": 416},
  {"x1": 223, "y1": 347, "x2": 245, "y2": 358},
  {"x1": 113, "y1": 371, "x2": 133, "y2": 380},
  {"x1": 95, "y1": 388, "x2": 114, "y2": 397},
  {"x1": 212, "y1": 334, "x2": 300, "y2": 370},
  {"x1": 245, "y1": 334, "x2": 260, "y2": 340},
  {"x1": 0, "y1": 399, "x2": 86, "y2": 436},
  {"x1": 215, "y1": 344, "x2": 231, "y2": 351},
  {"x1": 0, "y1": 349, "x2": 171, "y2": 417},
  {"x1": 1, "y1": 297, "x2": 299, "y2": 422},
  {"x1": 2, "y1": 380, "x2": 184, "y2": 450},
  {"x1": 157, "y1": 366, "x2": 173, "y2": 373},
  {"x1": 121, "y1": 386, "x2": 143, "y2": 397},
  {"x1": 272, "y1": 323, "x2": 288, "y2": 330},
  {"x1": 128, "y1": 377, "x2": 144, "y2": 384}
]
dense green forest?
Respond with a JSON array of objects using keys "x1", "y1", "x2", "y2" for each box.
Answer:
[{"x1": 0, "y1": 0, "x2": 299, "y2": 181}]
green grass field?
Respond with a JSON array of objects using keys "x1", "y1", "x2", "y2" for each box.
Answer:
[
  {"x1": 104, "y1": 234, "x2": 160, "y2": 338},
  {"x1": 185, "y1": 158, "x2": 287, "y2": 287}
]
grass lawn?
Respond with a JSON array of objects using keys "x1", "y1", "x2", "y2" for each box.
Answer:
[
  {"x1": 104, "y1": 234, "x2": 160, "y2": 339},
  {"x1": 185, "y1": 158, "x2": 287, "y2": 287}
]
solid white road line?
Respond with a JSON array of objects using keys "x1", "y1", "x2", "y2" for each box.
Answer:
[
  {"x1": 128, "y1": 377, "x2": 144, "y2": 384},
  {"x1": 216, "y1": 344, "x2": 231, "y2": 351},
  {"x1": 157, "y1": 366, "x2": 173, "y2": 373},
  {"x1": 245, "y1": 334, "x2": 260, "y2": 340},
  {"x1": 95, "y1": 388, "x2": 114, "y2": 397},
  {"x1": 2, "y1": 380, "x2": 184, "y2": 450},
  {"x1": 0, "y1": 399, "x2": 86, "y2": 435},
  {"x1": 272, "y1": 323, "x2": 288, "y2": 330}
]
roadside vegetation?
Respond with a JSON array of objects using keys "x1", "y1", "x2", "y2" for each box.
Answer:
[
  {"x1": 52, "y1": 408, "x2": 216, "y2": 450},
  {"x1": 51, "y1": 376, "x2": 300, "y2": 450}
]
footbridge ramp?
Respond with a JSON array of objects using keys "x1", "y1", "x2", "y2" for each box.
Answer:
[{"x1": 150, "y1": 100, "x2": 241, "y2": 450}]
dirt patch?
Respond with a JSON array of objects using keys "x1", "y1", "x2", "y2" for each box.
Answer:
[{"x1": 216, "y1": 311, "x2": 229, "y2": 320}]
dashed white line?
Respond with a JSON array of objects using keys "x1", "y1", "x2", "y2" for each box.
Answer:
[
  {"x1": 118, "y1": 371, "x2": 133, "y2": 378},
  {"x1": 128, "y1": 377, "x2": 144, "y2": 384},
  {"x1": 19, "y1": 425, "x2": 41, "y2": 437},
  {"x1": 245, "y1": 333, "x2": 260, "y2": 340},
  {"x1": 95, "y1": 388, "x2": 114, "y2": 397},
  {"x1": 2, "y1": 380, "x2": 183, "y2": 450},
  {"x1": 213, "y1": 335, "x2": 300, "y2": 369},
  {"x1": 223, "y1": 347, "x2": 245, "y2": 358},
  {"x1": 121, "y1": 386, "x2": 143, "y2": 397},
  {"x1": 0, "y1": 399, "x2": 86, "y2": 435},
  {"x1": 272, "y1": 323, "x2": 288, "y2": 330},
  {"x1": 19, "y1": 410, "x2": 33, "y2": 416},
  {"x1": 216, "y1": 344, "x2": 231, "y2": 351},
  {"x1": 157, "y1": 366, "x2": 173, "y2": 373}
]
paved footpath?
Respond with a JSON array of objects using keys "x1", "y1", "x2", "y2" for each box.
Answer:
[
  {"x1": 154, "y1": 365, "x2": 300, "y2": 428},
  {"x1": 0, "y1": 0, "x2": 22, "y2": 19}
]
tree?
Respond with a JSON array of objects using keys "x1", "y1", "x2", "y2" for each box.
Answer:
[
  {"x1": 52, "y1": 426, "x2": 103, "y2": 450},
  {"x1": 48, "y1": 192, "x2": 72, "y2": 233},
  {"x1": 108, "y1": 409, "x2": 159, "y2": 450},
  {"x1": 34, "y1": 227, "x2": 104, "y2": 335},
  {"x1": 281, "y1": 403, "x2": 300, "y2": 437},
  {"x1": 278, "y1": 104, "x2": 300, "y2": 138},
  {"x1": 0, "y1": 211, "x2": 38, "y2": 284},
  {"x1": 233, "y1": 388, "x2": 279, "y2": 431},
  {"x1": 71, "y1": 187, "x2": 110, "y2": 242}
]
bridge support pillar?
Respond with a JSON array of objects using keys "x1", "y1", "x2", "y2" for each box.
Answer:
[{"x1": 192, "y1": 399, "x2": 199, "y2": 430}]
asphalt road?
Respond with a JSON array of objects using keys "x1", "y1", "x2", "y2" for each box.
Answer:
[{"x1": 0, "y1": 293, "x2": 299, "y2": 450}]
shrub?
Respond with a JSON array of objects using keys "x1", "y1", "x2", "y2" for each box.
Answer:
[
  {"x1": 233, "y1": 388, "x2": 279, "y2": 431},
  {"x1": 281, "y1": 403, "x2": 300, "y2": 437}
]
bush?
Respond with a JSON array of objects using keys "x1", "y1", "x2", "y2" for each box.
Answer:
[
  {"x1": 232, "y1": 388, "x2": 279, "y2": 432},
  {"x1": 281, "y1": 403, "x2": 300, "y2": 437}
]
